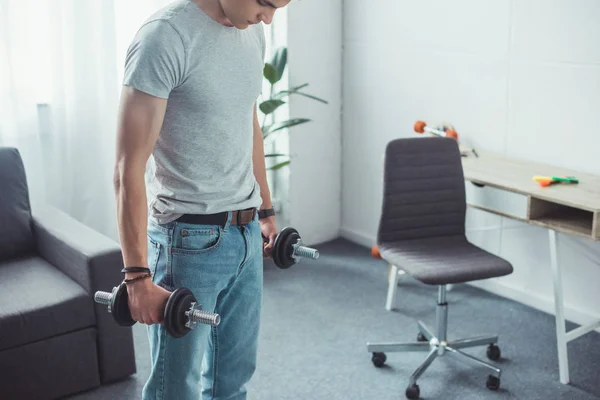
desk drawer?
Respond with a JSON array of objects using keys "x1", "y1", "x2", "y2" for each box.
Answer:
[{"x1": 465, "y1": 182, "x2": 528, "y2": 220}]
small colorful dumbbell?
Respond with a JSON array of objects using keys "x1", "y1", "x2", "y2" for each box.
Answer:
[{"x1": 414, "y1": 120, "x2": 458, "y2": 140}]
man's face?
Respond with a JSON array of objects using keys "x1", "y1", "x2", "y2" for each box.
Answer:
[{"x1": 219, "y1": 0, "x2": 291, "y2": 29}]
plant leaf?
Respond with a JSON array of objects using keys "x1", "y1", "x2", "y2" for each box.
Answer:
[
  {"x1": 270, "y1": 47, "x2": 288, "y2": 83},
  {"x1": 264, "y1": 153, "x2": 288, "y2": 157},
  {"x1": 289, "y1": 91, "x2": 329, "y2": 104},
  {"x1": 289, "y1": 83, "x2": 309, "y2": 91},
  {"x1": 273, "y1": 83, "x2": 328, "y2": 104},
  {"x1": 262, "y1": 118, "x2": 311, "y2": 138},
  {"x1": 268, "y1": 160, "x2": 290, "y2": 170},
  {"x1": 263, "y1": 63, "x2": 278, "y2": 84},
  {"x1": 273, "y1": 83, "x2": 309, "y2": 100},
  {"x1": 259, "y1": 99, "x2": 285, "y2": 115}
]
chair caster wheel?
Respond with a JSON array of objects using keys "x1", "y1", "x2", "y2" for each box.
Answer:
[
  {"x1": 417, "y1": 332, "x2": 427, "y2": 342},
  {"x1": 405, "y1": 384, "x2": 420, "y2": 399},
  {"x1": 371, "y1": 352, "x2": 386, "y2": 368},
  {"x1": 486, "y1": 375, "x2": 500, "y2": 391},
  {"x1": 487, "y1": 344, "x2": 501, "y2": 361}
]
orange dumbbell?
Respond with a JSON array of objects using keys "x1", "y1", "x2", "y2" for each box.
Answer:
[{"x1": 414, "y1": 120, "x2": 458, "y2": 140}]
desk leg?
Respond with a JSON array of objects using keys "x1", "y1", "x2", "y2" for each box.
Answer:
[{"x1": 549, "y1": 229, "x2": 569, "y2": 384}]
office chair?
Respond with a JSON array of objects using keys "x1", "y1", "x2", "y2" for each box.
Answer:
[{"x1": 366, "y1": 137, "x2": 513, "y2": 399}]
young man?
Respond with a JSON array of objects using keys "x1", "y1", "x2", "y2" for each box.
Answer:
[{"x1": 114, "y1": 0, "x2": 290, "y2": 399}]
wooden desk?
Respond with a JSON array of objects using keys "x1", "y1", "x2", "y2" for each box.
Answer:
[{"x1": 461, "y1": 150, "x2": 600, "y2": 384}]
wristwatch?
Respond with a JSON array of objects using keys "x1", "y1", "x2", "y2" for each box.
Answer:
[{"x1": 258, "y1": 208, "x2": 275, "y2": 219}]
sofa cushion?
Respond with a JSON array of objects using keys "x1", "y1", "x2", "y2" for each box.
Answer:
[
  {"x1": 0, "y1": 255, "x2": 96, "y2": 351},
  {"x1": 0, "y1": 147, "x2": 35, "y2": 261},
  {"x1": 0, "y1": 327, "x2": 100, "y2": 400}
]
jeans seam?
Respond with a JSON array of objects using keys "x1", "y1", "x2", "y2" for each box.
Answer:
[
  {"x1": 236, "y1": 224, "x2": 258, "y2": 277},
  {"x1": 211, "y1": 326, "x2": 219, "y2": 399},
  {"x1": 158, "y1": 327, "x2": 167, "y2": 399},
  {"x1": 166, "y1": 227, "x2": 174, "y2": 290}
]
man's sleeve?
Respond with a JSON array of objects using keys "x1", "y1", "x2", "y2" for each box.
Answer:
[{"x1": 123, "y1": 20, "x2": 186, "y2": 99}]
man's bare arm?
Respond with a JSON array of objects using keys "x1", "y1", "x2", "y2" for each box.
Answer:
[
  {"x1": 114, "y1": 86, "x2": 167, "y2": 274},
  {"x1": 252, "y1": 103, "x2": 273, "y2": 210}
]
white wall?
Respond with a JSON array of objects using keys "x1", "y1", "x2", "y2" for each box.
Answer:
[
  {"x1": 286, "y1": 0, "x2": 343, "y2": 245},
  {"x1": 341, "y1": 0, "x2": 600, "y2": 327}
]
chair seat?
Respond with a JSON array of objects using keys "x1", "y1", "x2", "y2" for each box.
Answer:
[
  {"x1": 0, "y1": 255, "x2": 96, "y2": 351},
  {"x1": 379, "y1": 235, "x2": 513, "y2": 285}
]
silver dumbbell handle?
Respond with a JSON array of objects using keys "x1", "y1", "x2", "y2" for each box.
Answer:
[
  {"x1": 94, "y1": 290, "x2": 113, "y2": 306},
  {"x1": 292, "y1": 240, "x2": 319, "y2": 261},
  {"x1": 186, "y1": 302, "x2": 221, "y2": 328},
  {"x1": 95, "y1": 290, "x2": 118, "y2": 316}
]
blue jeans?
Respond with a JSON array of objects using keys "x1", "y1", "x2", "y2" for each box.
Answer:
[{"x1": 142, "y1": 212, "x2": 263, "y2": 400}]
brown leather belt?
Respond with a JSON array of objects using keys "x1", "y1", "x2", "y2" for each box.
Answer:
[{"x1": 175, "y1": 208, "x2": 257, "y2": 227}]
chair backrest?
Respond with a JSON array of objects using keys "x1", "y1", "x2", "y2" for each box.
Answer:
[
  {"x1": 377, "y1": 137, "x2": 467, "y2": 244},
  {"x1": 0, "y1": 147, "x2": 35, "y2": 260}
]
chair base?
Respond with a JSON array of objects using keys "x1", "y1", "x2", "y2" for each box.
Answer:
[{"x1": 368, "y1": 286, "x2": 503, "y2": 398}]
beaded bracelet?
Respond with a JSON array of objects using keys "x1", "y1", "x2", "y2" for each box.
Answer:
[{"x1": 123, "y1": 273, "x2": 152, "y2": 285}]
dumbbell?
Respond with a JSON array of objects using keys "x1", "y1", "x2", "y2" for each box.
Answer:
[
  {"x1": 94, "y1": 283, "x2": 220, "y2": 338},
  {"x1": 414, "y1": 120, "x2": 458, "y2": 140},
  {"x1": 266, "y1": 227, "x2": 320, "y2": 269}
]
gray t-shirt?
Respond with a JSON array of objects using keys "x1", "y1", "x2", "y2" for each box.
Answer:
[{"x1": 123, "y1": 0, "x2": 265, "y2": 224}]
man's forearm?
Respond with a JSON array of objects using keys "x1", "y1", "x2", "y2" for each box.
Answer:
[{"x1": 114, "y1": 168, "x2": 149, "y2": 271}]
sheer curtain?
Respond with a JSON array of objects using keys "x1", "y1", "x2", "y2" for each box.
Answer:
[{"x1": 0, "y1": 0, "x2": 173, "y2": 241}]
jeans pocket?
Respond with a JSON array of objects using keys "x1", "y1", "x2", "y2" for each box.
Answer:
[
  {"x1": 147, "y1": 236, "x2": 161, "y2": 283},
  {"x1": 173, "y1": 226, "x2": 222, "y2": 255}
]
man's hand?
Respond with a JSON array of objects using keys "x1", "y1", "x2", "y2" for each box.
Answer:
[
  {"x1": 260, "y1": 216, "x2": 278, "y2": 257},
  {"x1": 126, "y1": 278, "x2": 171, "y2": 325}
]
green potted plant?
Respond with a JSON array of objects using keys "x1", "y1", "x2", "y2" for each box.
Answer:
[{"x1": 259, "y1": 46, "x2": 328, "y2": 171}]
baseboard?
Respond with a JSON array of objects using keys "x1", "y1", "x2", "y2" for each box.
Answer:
[
  {"x1": 340, "y1": 228, "x2": 600, "y2": 334},
  {"x1": 339, "y1": 226, "x2": 374, "y2": 248}
]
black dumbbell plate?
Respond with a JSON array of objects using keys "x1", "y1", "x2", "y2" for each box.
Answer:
[
  {"x1": 273, "y1": 227, "x2": 300, "y2": 269},
  {"x1": 165, "y1": 287, "x2": 196, "y2": 338},
  {"x1": 112, "y1": 283, "x2": 136, "y2": 326}
]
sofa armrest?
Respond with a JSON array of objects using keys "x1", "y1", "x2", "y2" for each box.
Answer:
[
  {"x1": 32, "y1": 206, "x2": 121, "y2": 293},
  {"x1": 32, "y1": 205, "x2": 136, "y2": 383}
]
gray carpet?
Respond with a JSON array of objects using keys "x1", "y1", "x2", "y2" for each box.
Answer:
[{"x1": 67, "y1": 238, "x2": 600, "y2": 400}]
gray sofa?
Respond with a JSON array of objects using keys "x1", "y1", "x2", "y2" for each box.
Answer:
[{"x1": 0, "y1": 147, "x2": 136, "y2": 399}]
